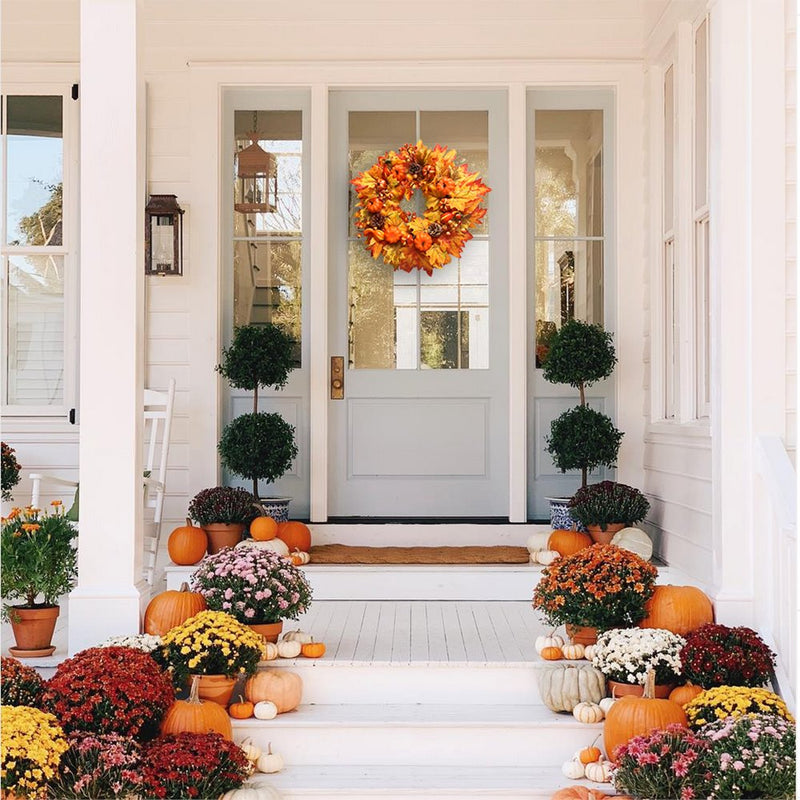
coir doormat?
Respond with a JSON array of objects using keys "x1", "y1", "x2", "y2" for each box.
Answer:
[{"x1": 308, "y1": 544, "x2": 530, "y2": 565}]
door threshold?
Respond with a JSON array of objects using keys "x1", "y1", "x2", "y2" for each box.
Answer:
[{"x1": 324, "y1": 516, "x2": 549, "y2": 525}]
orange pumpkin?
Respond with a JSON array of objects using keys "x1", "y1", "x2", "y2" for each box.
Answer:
[
  {"x1": 245, "y1": 670, "x2": 303, "y2": 714},
  {"x1": 143, "y1": 582, "x2": 206, "y2": 636},
  {"x1": 548, "y1": 529, "x2": 593, "y2": 558},
  {"x1": 160, "y1": 676, "x2": 232, "y2": 739},
  {"x1": 579, "y1": 735, "x2": 603, "y2": 764},
  {"x1": 250, "y1": 516, "x2": 278, "y2": 542},
  {"x1": 540, "y1": 646, "x2": 564, "y2": 661},
  {"x1": 639, "y1": 585, "x2": 714, "y2": 636},
  {"x1": 603, "y1": 671, "x2": 688, "y2": 761},
  {"x1": 229, "y1": 700, "x2": 255, "y2": 719},
  {"x1": 276, "y1": 521, "x2": 312, "y2": 553},
  {"x1": 668, "y1": 683, "x2": 704, "y2": 707},
  {"x1": 301, "y1": 640, "x2": 326, "y2": 659},
  {"x1": 551, "y1": 788, "x2": 611, "y2": 800},
  {"x1": 167, "y1": 518, "x2": 208, "y2": 565}
]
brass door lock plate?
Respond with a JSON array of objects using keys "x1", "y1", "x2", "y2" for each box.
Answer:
[{"x1": 331, "y1": 356, "x2": 344, "y2": 399}]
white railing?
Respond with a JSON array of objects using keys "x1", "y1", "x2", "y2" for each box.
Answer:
[{"x1": 754, "y1": 435, "x2": 797, "y2": 712}]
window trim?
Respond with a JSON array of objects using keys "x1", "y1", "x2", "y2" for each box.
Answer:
[{"x1": 2, "y1": 79, "x2": 79, "y2": 419}]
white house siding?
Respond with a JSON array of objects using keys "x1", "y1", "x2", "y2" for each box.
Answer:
[
  {"x1": 786, "y1": 0, "x2": 797, "y2": 465},
  {"x1": 3, "y1": 0, "x2": 662, "y2": 545}
]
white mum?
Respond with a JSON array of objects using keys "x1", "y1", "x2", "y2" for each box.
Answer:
[
  {"x1": 98, "y1": 633, "x2": 162, "y2": 653},
  {"x1": 591, "y1": 627, "x2": 685, "y2": 685}
]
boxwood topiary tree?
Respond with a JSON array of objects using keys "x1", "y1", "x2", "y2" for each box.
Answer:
[
  {"x1": 216, "y1": 324, "x2": 298, "y2": 499},
  {"x1": 541, "y1": 318, "x2": 622, "y2": 488}
]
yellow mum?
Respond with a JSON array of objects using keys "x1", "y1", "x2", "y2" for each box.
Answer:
[{"x1": 685, "y1": 685, "x2": 794, "y2": 728}]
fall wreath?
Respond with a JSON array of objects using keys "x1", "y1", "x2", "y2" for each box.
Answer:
[{"x1": 351, "y1": 140, "x2": 490, "y2": 275}]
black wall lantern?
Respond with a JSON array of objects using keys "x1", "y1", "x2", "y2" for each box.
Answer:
[{"x1": 145, "y1": 194, "x2": 184, "y2": 276}]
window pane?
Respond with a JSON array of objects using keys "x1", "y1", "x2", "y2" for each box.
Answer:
[
  {"x1": 233, "y1": 110, "x2": 302, "y2": 362},
  {"x1": 664, "y1": 67, "x2": 675, "y2": 232},
  {"x1": 6, "y1": 255, "x2": 64, "y2": 405},
  {"x1": 694, "y1": 20, "x2": 709, "y2": 211},
  {"x1": 6, "y1": 96, "x2": 63, "y2": 247},
  {"x1": 534, "y1": 110, "x2": 603, "y2": 238}
]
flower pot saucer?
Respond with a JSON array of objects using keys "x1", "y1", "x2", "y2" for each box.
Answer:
[{"x1": 9, "y1": 645, "x2": 56, "y2": 658}]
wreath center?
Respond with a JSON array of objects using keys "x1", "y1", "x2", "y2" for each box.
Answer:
[{"x1": 351, "y1": 140, "x2": 491, "y2": 276}]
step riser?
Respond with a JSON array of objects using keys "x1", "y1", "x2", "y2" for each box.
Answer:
[
  {"x1": 258, "y1": 664, "x2": 544, "y2": 705},
  {"x1": 233, "y1": 723, "x2": 598, "y2": 767},
  {"x1": 309, "y1": 524, "x2": 548, "y2": 548}
]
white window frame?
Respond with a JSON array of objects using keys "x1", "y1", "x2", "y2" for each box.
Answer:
[{"x1": 1, "y1": 73, "x2": 79, "y2": 421}]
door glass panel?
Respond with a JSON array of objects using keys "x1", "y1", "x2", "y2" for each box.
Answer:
[
  {"x1": 534, "y1": 110, "x2": 604, "y2": 362},
  {"x1": 6, "y1": 96, "x2": 63, "y2": 247},
  {"x1": 348, "y1": 109, "x2": 489, "y2": 369},
  {"x1": 6, "y1": 255, "x2": 65, "y2": 405},
  {"x1": 233, "y1": 110, "x2": 302, "y2": 364}
]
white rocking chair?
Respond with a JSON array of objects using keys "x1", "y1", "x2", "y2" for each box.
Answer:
[{"x1": 30, "y1": 378, "x2": 176, "y2": 587}]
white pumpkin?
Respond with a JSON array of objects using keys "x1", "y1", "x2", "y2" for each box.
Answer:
[
  {"x1": 584, "y1": 760, "x2": 613, "y2": 783},
  {"x1": 236, "y1": 538, "x2": 290, "y2": 556},
  {"x1": 610, "y1": 526, "x2": 653, "y2": 561},
  {"x1": 527, "y1": 531, "x2": 551, "y2": 553},
  {"x1": 239, "y1": 739, "x2": 262, "y2": 762},
  {"x1": 291, "y1": 549, "x2": 311, "y2": 565},
  {"x1": 537, "y1": 664, "x2": 607, "y2": 713},
  {"x1": 276, "y1": 640, "x2": 302, "y2": 659},
  {"x1": 256, "y1": 743, "x2": 284, "y2": 774},
  {"x1": 598, "y1": 696, "x2": 617, "y2": 714},
  {"x1": 220, "y1": 787, "x2": 283, "y2": 800},
  {"x1": 535, "y1": 633, "x2": 566, "y2": 654},
  {"x1": 562, "y1": 643, "x2": 585, "y2": 660},
  {"x1": 535, "y1": 549, "x2": 560, "y2": 565},
  {"x1": 561, "y1": 759, "x2": 585, "y2": 779},
  {"x1": 572, "y1": 701, "x2": 605, "y2": 724},
  {"x1": 281, "y1": 630, "x2": 313, "y2": 644},
  {"x1": 583, "y1": 644, "x2": 596, "y2": 661},
  {"x1": 262, "y1": 641, "x2": 279, "y2": 661},
  {"x1": 253, "y1": 700, "x2": 278, "y2": 720}
]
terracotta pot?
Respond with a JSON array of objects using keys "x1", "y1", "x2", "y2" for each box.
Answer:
[
  {"x1": 202, "y1": 523, "x2": 245, "y2": 554},
  {"x1": 608, "y1": 679, "x2": 676, "y2": 699},
  {"x1": 586, "y1": 522, "x2": 627, "y2": 544},
  {"x1": 8, "y1": 605, "x2": 59, "y2": 657},
  {"x1": 565, "y1": 623, "x2": 599, "y2": 646},
  {"x1": 247, "y1": 620, "x2": 283, "y2": 643},
  {"x1": 191, "y1": 674, "x2": 237, "y2": 706}
]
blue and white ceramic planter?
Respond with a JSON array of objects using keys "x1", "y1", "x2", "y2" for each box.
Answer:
[
  {"x1": 258, "y1": 497, "x2": 291, "y2": 523},
  {"x1": 546, "y1": 497, "x2": 587, "y2": 532}
]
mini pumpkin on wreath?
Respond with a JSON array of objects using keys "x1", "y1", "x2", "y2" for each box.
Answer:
[{"x1": 351, "y1": 140, "x2": 490, "y2": 275}]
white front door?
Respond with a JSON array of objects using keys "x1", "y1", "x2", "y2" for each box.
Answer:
[{"x1": 328, "y1": 90, "x2": 509, "y2": 518}]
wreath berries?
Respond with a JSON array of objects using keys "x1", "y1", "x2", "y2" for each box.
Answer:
[{"x1": 351, "y1": 140, "x2": 490, "y2": 275}]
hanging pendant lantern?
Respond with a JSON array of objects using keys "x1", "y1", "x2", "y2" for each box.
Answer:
[{"x1": 235, "y1": 113, "x2": 277, "y2": 214}]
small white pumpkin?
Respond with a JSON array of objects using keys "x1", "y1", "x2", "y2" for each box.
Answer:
[
  {"x1": 583, "y1": 644, "x2": 596, "y2": 661},
  {"x1": 220, "y1": 787, "x2": 282, "y2": 800},
  {"x1": 277, "y1": 640, "x2": 302, "y2": 659},
  {"x1": 239, "y1": 738, "x2": 262, "y2": 762},
  {"x1": 561, "y1": 759, "x2": 585, "y2": 779},
  {"x1": 598, "y1": 696, "x2": 617, "y2": 714},
  {"x1": 262, "y1": 641, "x2": 279, "y2": 661},
  {"x1": 534, "y1": 633, "x2": 566, "y2": 654},
  {"x1": 291, "y1": 549, "x2": 311, "y2": 565},
  {"x1": 256, "y1": 743, "x2": 284, "y2": 774},
  {"x1": 535, "y1": 549, "x2": 560, "y2": 565},
  {"x1": 562, "y1": 643, "x2": 585, "y2": 660},
  {"x1": 527, "y1": 531, "x2": 551, "y2": 553},
  {"x1": 281, "y1": 630, "x2": 313, "y2": 644},
  {"x1": 572, "y1": 701, "x2": 605, "y2": 724},
  {"x1": 253, "y1": 700, "x2": 278, "y2": 720},
  {"x1": 584, "y1": 760, "x2": 613, "y2": 783},
  {"x1": 610, "y1": 526, "x2": 653, "y2": 561}
]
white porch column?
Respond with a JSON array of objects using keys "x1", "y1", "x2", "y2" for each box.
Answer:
[
  {"x1": 70, "y1": 0, "x2": 146, "y2": 654},
  {"x1": 709, "y1": 0, "x2": 786, "y2": 626}
]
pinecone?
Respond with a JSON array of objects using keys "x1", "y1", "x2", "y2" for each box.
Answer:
[
  {"x1": 428, "y1": 222, "x2": 443, "y2": 237},
  {"x1": 368, "y1": 212, "x2": 384, "y2": 229},
  {"x1": 408, "y1": 162, "x2": 422, "y2": 176}
]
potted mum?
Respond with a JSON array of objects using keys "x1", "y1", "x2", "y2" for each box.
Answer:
[
  {"x1": 1, "y1": 502, "x2": 78, "y2": 657},
  {"x1": 532, "y1": 543, "x2": 658, "y2": 644},
  {"x1": 157, "y1": 609, "x2": 264, "y2": 705},
  {"x1": 591, "y1": 627, "x2": 685, "y2": 697},
  {"x1": 188, "y1": 485, "x2": 259, "y2": 553},
  {"x1": 217, "y1": 323, "x2": 298, "y2": 521},
  {"x1": 191, "y1": 547, "x2": 313, "y2": 642},
  {"x1": 540, "y1": 319, "x2": 623, "y2": 529},
  {"x1": 568, "y1": 480, "x2": 650, "y2": 543}
]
